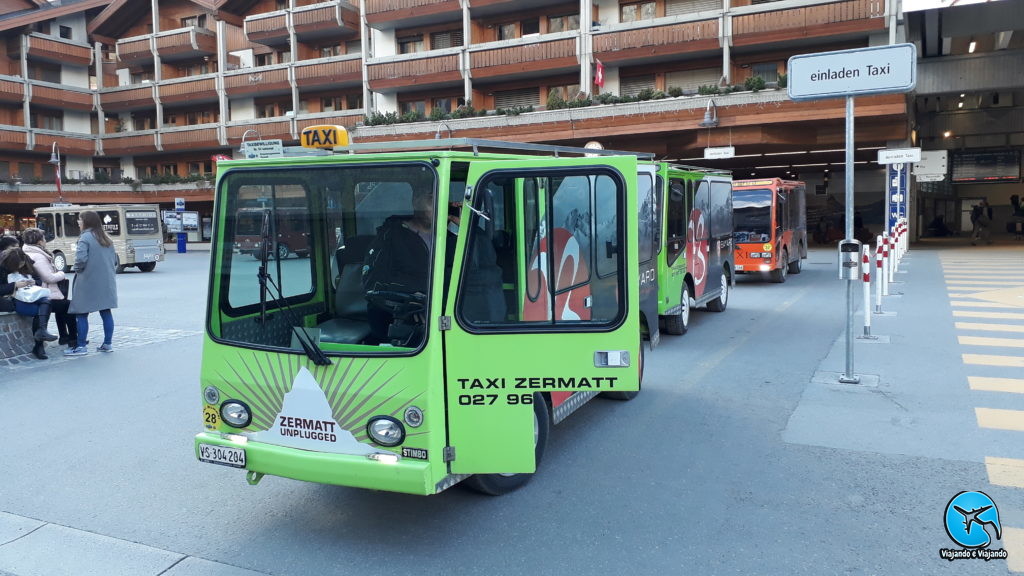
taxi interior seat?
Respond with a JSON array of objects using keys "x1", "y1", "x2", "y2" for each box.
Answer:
[{"x1": 318, "y1": 235, "x2": 374, "y2": 344}]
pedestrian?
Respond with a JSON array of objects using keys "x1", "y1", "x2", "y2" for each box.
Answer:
[
  {"x1": 21, "y1": 227, "x2": 77, "y2": 348},
  {"x1": 0, "y1": 234, "x2": 18, "y2": 251},
  {"x1": 971, "y1": 200, "x2": 993, "y2": 246},
  {"x1": 0, "y1": 247, "x2": 59, "y2": 360},
  {"x1": 66, "y1": 210, "x2": 118, "y2": 356}
]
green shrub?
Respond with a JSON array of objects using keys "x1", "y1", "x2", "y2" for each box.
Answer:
[
  {"x1": 546, "y1": 91, "x2": 566, "y2": 110},
  {"x1": 668, "y1": 87, "x2": 683, "y2": 97},
  {"x1": 399, "y1": 110, "x2": 424, "y2": 123},
  {"x1": 778, "y1": 73, "x2": 787, "y2": 88},
  {"x1": 594, "y1": 92, "x2": 618, "y2": 105},
  {"x1": 744, "y1": 76, "x2": 766, "y2": 92},
  {"x1": 429, "y1": 107, "x2": 449, "y2": 121},
  {"x1": 636, "y1": 88, "x2": 655, "y2": 101},
  {"x1": 698, "y1": 84, "x2": 721, "y2": 95},
  {"x1": 496, "y1": 105, "x2": 534, "y2": 116},
  {"x1": 363, "y1": 111, "x2": 399, "y2": 126}
]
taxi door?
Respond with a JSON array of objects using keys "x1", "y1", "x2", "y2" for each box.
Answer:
[{"x1": 443, "y1": 157, "x2": 642, "y2": 475}]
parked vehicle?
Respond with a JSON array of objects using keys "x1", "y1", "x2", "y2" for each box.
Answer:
[
  {"x1": 732, "y1": 178, "x2": 807, "y2": 283},
  {"x1": 235, "y1": 206, "x2": 310, "y2": 259},
  {"x1": 34, "y1": 203, "x2": 165, "y2": 273}
]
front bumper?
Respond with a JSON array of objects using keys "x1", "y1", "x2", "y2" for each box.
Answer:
[{"x1": 194, "y1": 432, "x2": 437, "y2": 495}]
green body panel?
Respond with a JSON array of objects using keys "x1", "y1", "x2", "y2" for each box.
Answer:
[{"x1": 656, "y1": 166, "x2": 699, "y2": 317}]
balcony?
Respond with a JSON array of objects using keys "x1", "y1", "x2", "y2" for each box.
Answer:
[
  {"x1": 294, "y1": 2, "x2": 359, "y2": 42},
  {"x1": 245, "y1": 10, "x2": 288, "y2": 46},
  {"x1": 31, "y1": 82, "x2": 93, "y2": 112},
  {"x1": 367, "y1": 52, "x2": 461, "y2": 92},
  {"x1": 99, "y1": 85, "x2": 156, "y2": 112},
  {"x1": 0, "y1": 78, "x2": 25, "y2": 105},
  {"x1": 469, "y1": 36, "x2": 577, "y2": 81},
  {"x1": 32, "y1": 131, "x2": 97, "y2": 156},
  {"x1": 225, "y1": 119, "x2": 293, "y2": 143},
  {"x1": 25, "y1": 34, "x2": 91, "y2": 67},
  {"x1": 294, "y1": 56, "x2": 362, "y2": 90},
  {"x1": 158, "y1": 75, "x2": 218, "y2": 105},
  {"x1": 101, "y1": 130, "x2": 158, "y2": 155},
  {"x1": 731, "y1": 0, "x2": 885, "y2": 46},
  {"x1": 116, "y1": 35, "x2": 153, "y2": 65},
  {"x1": 295, "y1": 110, "x2": 363, "y2": 132},
  {"x1": 160, "y1": 124, "x2": 221, "y2": 151},
  {"x1": 0, "y1": 126, "x2": 29, "y2": 152},
  {"x1": 155, "y1": 27, "x2": 218, "y2": 63},
  {"x1": 364, "y1": 0, "x2": 460, "y2": 28},
  {"x1": 594, "y1": 18, "x2": 720, "y2": 64},
  {"x1": 224, "y1": 65, "x2": 291, "y2": 98}
]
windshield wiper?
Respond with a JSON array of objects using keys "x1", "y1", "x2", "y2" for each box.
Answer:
[{"x1": 255, "y1": 209, "x2": 331, "y2": 366}]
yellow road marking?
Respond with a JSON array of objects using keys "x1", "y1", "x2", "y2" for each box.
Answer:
[
  {"x1": 975, "y1": 407, "x2": 1024, "y2": 431},
  {"x1": 1006, "y1": 527, "x2": 1024, "y2": 572},
  {"x1": 951, "y1": 302, "x2": 1024, "y2": 311},
  {"x1": 963, "y1": 354, "x2": 1024, "y2": 367},
  {"x1": 957, "y1": 323, "x2": 1024, "y2": 333},
  {"x1": 959, "y1": 336, "x2": 1024, "y2": 348},
  {"x1": 953, "y1": 310, "x2": 1024, "y2": 319},
  {"x1": 986, "y1": 457, "x2": 1024, "y2": 488},
  {"x1": 969, "y1": 376, "x2": 1024, "y2": 393},
  {"x1": 946, "y1": 280, "x2": 1024, "y2": 286}
]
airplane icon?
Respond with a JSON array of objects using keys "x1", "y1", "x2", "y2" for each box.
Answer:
[{"x1": 954, "y1": 505, "x2": 1001, "y2": 539}]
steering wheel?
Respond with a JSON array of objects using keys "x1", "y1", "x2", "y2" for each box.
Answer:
[{"x1": 365, "y1": 290, "x2": 427, "y2": 318}]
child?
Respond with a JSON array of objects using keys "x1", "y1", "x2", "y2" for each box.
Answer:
[{"x1": 0, "y1": 247, "x2": 58, "y2": 359}]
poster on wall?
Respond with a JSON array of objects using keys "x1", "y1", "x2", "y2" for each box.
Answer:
[{"x1": 887, "y1": 163, "x2": 908, "y2": 233}]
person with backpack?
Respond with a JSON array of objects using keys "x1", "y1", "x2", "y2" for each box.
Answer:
[{"x1": 971, "y1": 199, "x2": 993, "y2": 246}]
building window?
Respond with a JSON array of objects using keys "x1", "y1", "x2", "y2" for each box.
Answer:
[
  {"x1": 278, "y1": 50, "x2": 291, "y2": 63},
  {"x1": 162, "y1": 164, "x2": 178, "y2": 176},
  {"x1": 432, "y1": 97, "x2": 453, "y2": 114},
  {"x1": 521, "y1": 18, "x2": 540, "y2": 35},
  {"x1": 59, "y1": 25, "x2": 72, "y2": 40},
  {"x1": 548, "y1": 14, "x2": 580, "y2": 33},
  {"x1": 165, "y1": 113, "x2": 178, "y2": 125},
  {"x1": 130, "y1": 71, "x2": 154, "y2": 84},
  {"x1": 751, "y1": 62, "x2": 779, "y2": 83},
  {"x1": 345, "y1": 40, "x2": 362, "y2": 55},
  {"x1": 188, "y1": 162, "x2": 202, "y2": 176},
  {"x1": 321, "y1": 97, "x2": 340, "y2": 112},
  {"x1": 430, "y1": 30, "x2": 463, "y2": 49},
  {"x1": 549, "y1": 84, "x2": 581, "y2": 102},
  {"x1": 28, "y1": 62, "x2": 61, "y2": 83},
  {"x1": 320, "y1": 44, "x2": 341, "y2": 58},
  {"x1": 0, "y1": 161, "x2": 9, "y2": 181},
  {"x1": 181, "y1": 15, "x2": 207, "y2": 29},
  {"x1": 621, "y1": 1, "x2": 656, "y2": 22},
  {"x1": 178, "y1": 62, "x2": 210, "y2": 77},
  {"x1": 254, "y1": 53, "x2": 273, "y2": 67},
  {"x1": 276, "y1": 0, "x2": 288, "y2": 9},
  {"x1": 398, "y1": 35, "x2": 424, "y2": 54},
  {"x1": 346, "y1": 93, "x2": 362, "y2": 109},
  {"x1": 400, "y1": 100, "x2": 425, "y2": 116},
  {"x1": 497, "y1": 23, "x2": 516, "y2": 40},
  {"x1": 257, "y1": 103, "x2": 278, "y2": 118},
  {"x1": 31, "y1": 21, "x2": 50, "y2": 35},
  {"x1": 30, "y1": 112, "x2": 63, "y2": 131}
]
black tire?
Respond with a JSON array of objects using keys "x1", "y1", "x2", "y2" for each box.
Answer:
[
  {"x1": 706, "y1": 268, "x2": 730, "y2": 312},
  {"x1": 462, "y1": 393, "x2": 550, "y2": 496},
  {"x1": 276, "y1": 243, "x2": 290, "y2": 260},
  {"x1": 137, "y1": 262, "x2": 156, "y2": 272},
  {"x1": 601, "y1": 337, "x2": 643, "y2": 401},
  {"x1": 53, "y1": 252, "x2": 68, "y2": 273},
  {"x1": 787, "y1": 253, "x2": 803, "y2": 275},
  {"x1": 770, "y1": 250, "x2": 788, "y2": 283},
  {"x1": 662, "y1": 283, "x2": 690, "y2": 336}
]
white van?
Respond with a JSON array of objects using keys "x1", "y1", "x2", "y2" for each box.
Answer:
[{"x1": 33, "y1": 204, "x2": 165, "y2": 273}]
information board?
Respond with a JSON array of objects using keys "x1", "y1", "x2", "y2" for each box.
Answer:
[{"x1": 950, "y1": 150, "x2": 1021, "y2": 183}]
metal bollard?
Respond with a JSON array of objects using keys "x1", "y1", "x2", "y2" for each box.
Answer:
[
  {"x1": 861, "y1": 246, "x2": 876, "y2": 338},
  {"x1": 881, "y1": 233, "x2": 890, "y2": 297},
  {"x1": 874, "y1": 240, "x2": 884, "y2": 314}
]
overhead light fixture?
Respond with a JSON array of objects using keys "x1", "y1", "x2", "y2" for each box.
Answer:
[
  {"x1": 943, "y1": 131, "x2": 952, "y2": 138},
  {"x1": 960, "y1": 93, "x2": 966, "y2": 98},
  {"x1": 756, "y1": 165, "x2": 790, "y2": 169},
  {"x1": 811, "y1": 149, "x2": 846, "y2": 154},
  {"x1": 699, "y1": 99, "x2": 719, "y2": 128},
  {"x1": 764, "y1": 151, "x2": 807, "y2": 156},
  {"x1": 958, "y1": 102, "x2": 963, "y2": 109},
  {"x1": 792, "y1": 163, "x2": 828, "y2": 168},
  {"x1": 968, "y1": 40, "x2": 976, "y2": 53},
  {"x1": 855, "y1": 146, "x2": 885, "y2": 151}
]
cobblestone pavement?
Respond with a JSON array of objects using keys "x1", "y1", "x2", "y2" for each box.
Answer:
[{"x1": 3, "y1": 326, "x2": 202, "y2": 371}]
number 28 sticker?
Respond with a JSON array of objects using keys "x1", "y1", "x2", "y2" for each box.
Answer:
[{"x1": 203, "y1": 406, "x2": 220, "y2": 430}]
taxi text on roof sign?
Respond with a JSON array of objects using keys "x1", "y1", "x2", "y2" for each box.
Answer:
[{"x1": 301, "y1": 125, "x2": 349, "y2": 149}]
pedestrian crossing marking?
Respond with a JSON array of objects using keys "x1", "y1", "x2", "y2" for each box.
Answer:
[
  {"x1": 958, "y1": 336, "x2": 1024, "y2": 348},
  {"x1": 969, "y1": 376, "x2": 1024, "y2": 394},
  {"x1": 957, "y1": 323, "x2": 1024, "y2": 333},
  {"x1": 946, "y1": 280, "x2": 1024, "y2": 286},
  {"x1": 986, "y1": 457, "x2": 1024, "y2": 488},
  {"x1": 951, "y1": 303, "x2": 1024, "y2": 312},
  {"x1": 954, "y1": 310, "x2": 1024, "y2": 319},
  {"x1": 1006, "y1": 527, "x2": 1024, "y2": 572},
  {"x1": 963, "y1": 354, "x2": 1024, "y2": 367},
  {"x1": 976, "y1": 407, "x2": 1024, "y2": 431},
  {"x1": 949, "y1": 287, "x2": 1024, "y2": 308}
]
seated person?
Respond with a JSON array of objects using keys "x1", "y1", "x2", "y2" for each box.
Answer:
[{"x1": 445, "y1": 198, "x2": 505, "y2": 324}]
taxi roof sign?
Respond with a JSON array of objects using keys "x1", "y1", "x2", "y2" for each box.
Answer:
[{"x1": 301, "y1": 125, "x2": 349, "y2": 149}]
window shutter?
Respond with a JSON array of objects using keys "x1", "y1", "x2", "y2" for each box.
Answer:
[
  {"x1": 620, "y1": 75, "x2": 656, "y2": 97},
  {"x1": 666, "y1": 0, "x2": 721, "y2": 16},
  {"x1": 495, "y1": 88, "x2": 540, "y2": 109},
  {"x1": 665, "y1": 68, "x2": 721, "y2": 92}
]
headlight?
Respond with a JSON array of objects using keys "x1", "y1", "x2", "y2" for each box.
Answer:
[
  {"x1": 220, "y1": 400, "x2": 252, "y2": 428},
  {"x1": 367, "y1": 416, "x2": 405, "y2": 447},
  {"x1": 203, "y1": 386, "x2": 220, "y2": 404},
  {"x1": 749, "y1": 252, "x2": 761, "y2": 258},
  {"x1": 404, "y1": 406, "x2": 424, "y2": 428},
  {"x1": 759, "y1": 264, "x2": 771, "y2": 271}
]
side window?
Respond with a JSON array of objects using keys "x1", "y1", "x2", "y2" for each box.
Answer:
[
  {"x1": 63, "y1": 213, "x2": 80, "y2": 236},
  {"x1": 459, "y1": 169, "x2": 625, "y2": 330},
  {"x1": 98, "y1": 210, "x2": 121, "y2": 236},
  {"x1": 637, "y1": 173, "x2": 654, "y2": 264},
  {"x1": 666, "y1": 178, "x2": 687, "y2": 265},
  {"x1": 37, "y1": 213, "x2": 55, "y2": 240},
  {"x1": 710, "y1": 181, "x2": 733, "y2": 237}
]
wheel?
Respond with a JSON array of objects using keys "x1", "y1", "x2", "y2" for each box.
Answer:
[
  {"x1": 662, "y1": 283, "x2": 690, "y2": 335},
  {"x1": 53, "y1": 252, "x2": 67, "y2": 273},
  {"x1": 462, "y1": 393, "x2": 550, "y2": 496},
  {"x1": 770, "y1": 250, "x2": 788, "y2": 283},
  {"x1": 276, "y1": 243, "x2": 290, "y2": 260},
  {"x1": 601, "y1": 336, "x2": 643, "y2": 401},
  {"x1": 706, "y1": 268, "x2": 730, "y2": 312},
  {"x1": 787, "y1": 254, "x2": 803, "y2": 274},
  {"x1": 137, "y1": 262, "x2": 156, "y2": 272}
]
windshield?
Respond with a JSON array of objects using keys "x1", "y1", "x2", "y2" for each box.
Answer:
[
  {"x1": 733, "y1": 188, "x2": 773, "y2": 243},
  {"x1": 125, "y1": 211, "x2": 160, "y2": 235},
  {"x1": 212, "y1": 163, "x2": 437, "y2": 353}
]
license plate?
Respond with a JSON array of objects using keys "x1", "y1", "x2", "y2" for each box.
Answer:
[{"x1": 198, "y1": 443, "x2": 246, "y2": 468}]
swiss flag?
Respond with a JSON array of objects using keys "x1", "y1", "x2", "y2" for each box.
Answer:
[
  {"x1": 211, "y1": 154, "x2": 232, "y2": 162},
  {"x1": 594, "y1": 59, "x2": 605, "y2": 88},
  {"x1": 54, "y1": 163, "x2": 62, "y2": 199}
]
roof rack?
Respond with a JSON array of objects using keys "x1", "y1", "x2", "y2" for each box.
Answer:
[
  {"x1": 666, "y1": 162, "x2": 733, "y2": 175},
  {"x1": 337, "y1": 138, "x2": 656, "y2": 160}
]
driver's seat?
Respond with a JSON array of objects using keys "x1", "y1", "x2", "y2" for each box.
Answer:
[{"x1": 319, "y1": 235, "x2": 374, "y2": 344}]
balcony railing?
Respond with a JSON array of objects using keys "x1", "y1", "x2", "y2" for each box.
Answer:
[
  {"x1": 469, "y1": 37, "x2": 577, "y2": 80},
  {"x1": 294, "y1": 56, "x2": 363, "y2": 88},
  {"x1": 225, "y1": 119, "x2": 293, "y2": 143},
  {"x1": 26, "y1": 34, "x2": 91, "y2": 67},
  {"x1": 224, "y1": 66, "x2": 291, "y2": 97},
  {"x1": 158, "y1": 75, "x2": 218, "y2": 105},
  {"x1": 155, "y1": 27, "x2": 218, "y2": 62},
  {"x1": 731, "y1": 0, "x2": 884, "y2": 43},
  {"x1": 0, "y1": 78, "x2": 25, "y2": 105},
  {"x1": 367, "y1": 52, "x2": 461, "y2": 91},
  {"x1": 101, "y1": 130, "x2": 158, "y2": 155},
  {"x1": 99, "y1": 85, "x2": 156, "y2": 111},
  {"x1": 594, "y1": 18, "x2": 719, "y2": 62},
  {"x1": 293, "y1": 2, "x2": 358, "y2": 41},
  {"x1": 245, "y1": 10, "x2": 288, "y2": 45},
  {"x1": 32, "y1": 131, "x2": 97, "y2": 156},
  {"x1": 116, "y1": 35, "x2": 153, "y2": 65},
  {"x1": 160, "y1": 124, "x2": 221, "y2": 150},
  {"x1": 364, "y1": 0, "x2": 459, "y2": 25},
  {"x1": 295, "y1": 110, "x2": 363, "y2": 131},
  {"x1": 0, "y1": 126, "x2": 29, "y2": 151},
  {"x1": 31, "y1": 82, "x2": 93, "y2": 111}
]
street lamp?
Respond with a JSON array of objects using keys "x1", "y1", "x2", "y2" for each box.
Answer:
[
  {"x1": 48, "y1": 142, "x2": 63, "y2": 204},
  {"x1": 240, "y1": 129, "x2": 260, "y2": 156}
]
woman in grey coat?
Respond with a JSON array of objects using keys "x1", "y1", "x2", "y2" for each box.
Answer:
[{"x1": 66, "y1": 210, "x2": 118, "y2": 356}]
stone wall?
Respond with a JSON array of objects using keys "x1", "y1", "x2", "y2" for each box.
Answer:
[{"x1": 0, "y1": 312, "x2": 36, "y2": 366}]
